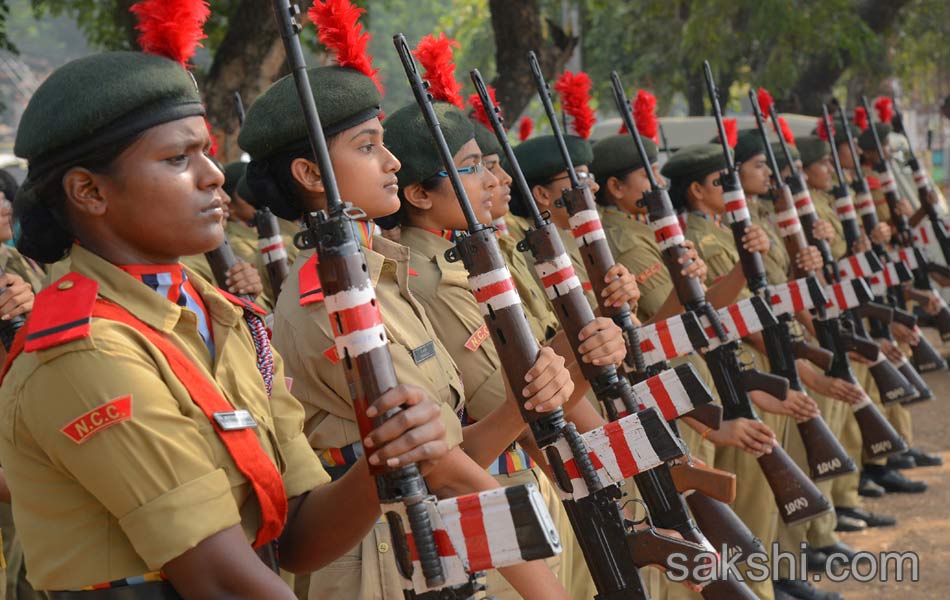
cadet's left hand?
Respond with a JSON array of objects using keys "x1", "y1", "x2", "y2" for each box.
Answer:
[
  {"x1": 577, "y1": 317, "x2": 627, "y2": 367},
  {"x1": 877, "y1": 337, "x2": 906, "y2": 362},
  {"x1": 890, "y1": 322, "x2": 919, "y2": 347},
  {"x1": 795, "y1": 246, "x2": 823, "y2": 273},
  {"x1": 600, "y1": 263, "x2": 640, "y2": 309},
  {"x1": 813, "y1": 219, "x2": 835, "y2": 241},
  {"x1": 913, "y1": 289, "x2": 944, "y2": 316},
  {"x1": 225, "y1": 260, "x2": 264, "y2": 297},
  {"x1": 522, "y1": 346, "x2": 574, "y2": 413},
  {"x1": 896, "y1": 198, "x2": 914, "y2": 217},
  {"x1": 742, "y1": 225, "x2": 770, "y2": 254},
  {"x1": 0, "y1": 273, "x2": 33, "y2": 320}
]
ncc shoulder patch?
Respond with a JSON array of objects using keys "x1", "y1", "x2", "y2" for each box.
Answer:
[
  {"x1": 298, "y1": 254, "x2": 325, "y2": 306},
  {"x1": 216, "y1": 288, "x2": 266, "y2": 315},
  {"x1": 60, "y1": 395, "x2": 133, "y2": 444},
  {"x1": 464, "y1": 324, "x2": 490, "y2": 352},
  {"x1": 25, "y1": 273, "x2": 99, "y2": 352},
  {"x1": 866, "y1": 175, "x2": 881, "y2": 190}
]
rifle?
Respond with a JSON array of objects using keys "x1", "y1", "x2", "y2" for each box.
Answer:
[
  {"x1": 528, "y1": 51, "x2": 646, "y2": 379},
  {"x1": 861, "y1": 95, "x2": 950, "y2": 358},
  {"x1": 395, "y1": 35, "x2": 716, "y2": 598},
  {"x1": 699, "y1": 67, "x2": 855, "y2": 482},
  {"x1": 0, "y1": 265, "x2": 25, "y2": 355},
  {"x1": 750, "y1": 94, "x2": 908, "y2": 460},
  {"x1": 271, "y1": 2, "x2": 447, "y2": 592},
  {"x1": 233, "y1": 91, "x2": 246, "y2": 128},
  {"x1": 482, "y1": 68, "x2": 754, "y2": 597},
  {"x1": 254, "y1": 206, "x2": 291, "y2": 300}
]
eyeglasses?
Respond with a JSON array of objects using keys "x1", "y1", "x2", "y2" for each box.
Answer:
[
  {"x1": 548, "y1": 170, "x2": 596, "y2": 184},
  {"x1": 436, "y1": 162, "x2": 486, "y2": 178}
]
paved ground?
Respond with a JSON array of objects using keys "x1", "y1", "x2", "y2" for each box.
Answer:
[{"x1": 817, "y1": 366, "x2": 950, "y2": 599}]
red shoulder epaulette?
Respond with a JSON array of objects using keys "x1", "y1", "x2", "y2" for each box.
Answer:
[
  {"x1": 215, "y1": 288, "x2": 267, "y2": 316},
  {"x1": 866, "y1": 175, "x2": 881, "y2": 191},
  {"x1": 298, "y1": 254, "x2": 324, "y2": 306},
  {"x1": 24, "y1": 273, "x2": 99, "y2": 353}
]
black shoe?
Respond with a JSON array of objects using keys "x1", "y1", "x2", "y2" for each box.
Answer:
[
  {"x1": 906, "y1": 448, "x2": 943, "y2": 467},
  {"x1": 887, "y1": 453, "x2": 916, "y2": 470},
  {"x1": 837, "y1": 506, "x2": 896, "y2": 527},
  {"x1": 774, "y1": 578, "x2": 843, "y2": 600},
  {"x1": 835, "y1": 512, "x2": 867, "y2": 532},
  {"x1": 817, "y1": 542, "x2": 856, "y2": 568},
  {"x1": 867, "y1": 466, "x2": 928, "y2": 493},
  {"x1": 858, "y1": 473, "x2": 885, "y2": 497},
  {"x1": 804, "y1": 547, "x2": 829, "y2": 572}
]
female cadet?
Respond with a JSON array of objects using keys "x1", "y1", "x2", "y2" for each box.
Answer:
[
  {"x1": 662, "y1": 144, "x2": 827, "y2": 600},
  {"x1": 239, "y1": 45, "x2": 571, "y2": 600},
  {"x1": 1, "y1": 50, "x2": 452, "y2": 599}
]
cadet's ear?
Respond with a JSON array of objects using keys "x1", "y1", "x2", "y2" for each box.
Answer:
[
  {"x1": 402, "y1": 183, "x2": 432, "y2": 211},
  {"x1": 290, "y1": 158, "x2": 324, "y2": 194},
  {"x1": 63, "y1": 167, "x2": 107, "y2": 217},
  {"x1": 606, "y1": 175, "x2": 625, "y2": 201},
  {"x1": 687, "y1": 180, "x2": 705, "y2": 206},
  {"x1": 532, "y1": 183, "x2": 551, "y2": 208}
]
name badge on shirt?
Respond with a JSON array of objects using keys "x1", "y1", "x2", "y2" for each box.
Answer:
[
  {"x1": 410, "y1": 341, "x2": 436, "y2": 365},
  {"x1": 214, "y1": 410, "x2": 258, "y2": 431}
]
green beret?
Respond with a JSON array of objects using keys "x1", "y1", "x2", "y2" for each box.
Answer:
[
  {"x1": 223, "y1": 161, "x2": 247, "y2": 197},
  {"x1": 384, "y1": 102, "x2": 474, "y2": 188},
  {"x1": 590, "y1": 134, "x2": 657, "y2": 181},
  {"x1": 797, "y1": 136, "x2": 830, "y2": 167},
  {"x1": 239, "y1": 66, "x2": 381, "y2": 160},
  {"x1": 236, "y1": 173, "x2": 258, "y2": 208},
  {"x1": 472, "y1": 121, "x2": 502, "y2": 158},
  {"x1": 661, "y1": 144, "x2": 728, "y2": 182},
  {"x1": 771, "y1": 142, "x2": 800, "y2": 173},
  {"x1": 515, "y1": 135, "x2": 592, "y2": 184},
  {"x1": 15, "y1": 51, "x2": 204, "y2": 173},
  {"x1": 733, "y1": 129, "x2": 767, "y2": 164},
  {"x1": 811, "y1": 118, "x2": 860, "y2": 144},
  {"x1": 858, "y1": 122, "x2": 891, "y2": 152}
]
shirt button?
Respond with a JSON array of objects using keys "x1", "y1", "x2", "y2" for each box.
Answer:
[
  {"x1": 57, "y1": 280, "x2": 74, "y2": 290},
  {"x1": 378, "y1": 542, "x2": 390, "y2": 553}
]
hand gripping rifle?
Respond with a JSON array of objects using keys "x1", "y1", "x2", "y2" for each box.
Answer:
[
  {"x1": 751, "y1": 95, "x2": 908, "y2": 460},
  {"x1": 891, "y1": 98, "x2": 950, "y2": 269},
  {"x1": 394, "y1": 35, "x2": 712, "y2": 599},
  {"x1": 701, "y1": 68, "x2": 854, "y2": 482},
  {"x1": 271, "y1": 2, "x2": 447, "y2": 592},
  {"x1": 527, "y1": 51, "x2": 646, "y2": 380},
  {"x1": 838, "y1": 100, "x2": 945, "y2": 379},
  {"x1": 0, "y1": 265, "x2": 25, "y2": 352},
  {"x1": 861, "y1": 95, "x2": 950, "y2": 360},
  {"x1": 476, "y1": 68, "x2": 754, "y2": 598}
]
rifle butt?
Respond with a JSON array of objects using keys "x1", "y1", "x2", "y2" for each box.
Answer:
[
  {"x1": 796, "y1": 417, "x2": 856, "y2": 481},
  {"x1": 757, "y1": 446, "x2": 832, "y2": 525},
  {"x1": 791, "y1": 340, "x2": 834, "y2": 372},
  {"x1": 933, "y1": 305, "x2": 950, "y2": 341},
  {"x1": 910, "y1": 336, "x2": 948, "y2": 374},
  {"x1": 868, "y1": 358, "x2": 919, "y2": 404},
  {"x1": 853, "y1": 401, "x2": 908, "y2": 459},
  {"x1": 670, "y1": 460, "x2": 736, "y2": 503},
  {"x1": 740, "y1": 369, "x2": 790, "y2": 400},
  {"x1": 685, "y1": 493, "x2": 764, "y2": 563},
  {"x1": 685, "y1": 403, "x2": 723, "y2": 430}
]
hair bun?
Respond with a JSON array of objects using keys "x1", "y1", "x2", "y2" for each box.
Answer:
[{"x1": 245, "y1": 159, "x2": 302, "y2": 221}]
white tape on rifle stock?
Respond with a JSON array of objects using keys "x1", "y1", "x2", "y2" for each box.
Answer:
[
  {"x1": 533, "y1": 253, "x2": 582, "y2": 300},
  {"x1": 650, "y1": 214, "x2": 686, "y2": 250},
  {"x1": 769, "y1": 277, "x2": 817, "y2": 317},
  {"x1": 854, "y1": 192, "x2": 875, "y2": 216},
  {"x1": 632, "y1": 367, "x2": 695, "y2": 420},
  {"x1": 638, "y1": 314, "x2": 698, "y2": 366},
  {"x1": 837, "y1": 252, "x2": 877, "y2": 280},
  {"x1": 793, "y1": 190, "x2": 817, "y2": 216},
  {"x1": 723, "y1": 189, "x2": 750, "y2": 224},
  {"x1": 568, "y1": 209, "x2": 607, "y2": 246},
  {"x1": 325, "y1": 284, "x2": 389, "y2": 358},
  {"x1": 258, "y1": 234, "x2": 287, "y2": 263},
  {"x1": 468, "y1": 267, "x2": 521, "y2": 317},
  {"x1": 879, "y1": 169, "x2": 898, "y2": 194},
  {"x1": 699, "y1": 297, "x2": 769, "y2": 350},
  {"x1": 834, "y1": 194, "x2": 857, "y2": 221},
  {"x1": 774, "y1": 208, "x2": 803, "y2": 236}
]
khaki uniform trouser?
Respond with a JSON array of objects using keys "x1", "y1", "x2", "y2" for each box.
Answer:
[
  {"x1": 832, "y1": 362, "x2": 876, "y2": 507},
  {"x1": 0, "y1": 502, "x2": 48, "y2": 600}
]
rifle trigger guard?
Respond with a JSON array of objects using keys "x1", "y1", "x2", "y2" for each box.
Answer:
[
  {"x1": 623, "y1": 497, "x2": 654, "y2": 531},
  {"x1": 554, "y1": 197, "x2": 565, "y2": 209},
  {"x1": 444, "y1": 246, "x2": 462, "y2": 263},
  {"x1": 293, "y1": 229, "x2": 316, "y2": 251},
  {"x1": 516, "y1": 239, "x2": 532, "y2": 254}
]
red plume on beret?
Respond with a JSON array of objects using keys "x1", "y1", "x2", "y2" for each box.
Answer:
[
  {"x1": 854, "y1": 106, "x2": 869, "y2": 132},
  {"x1": 777, "y1": 116, "x2": 795, "y2": 145},
  {"x1": 467, "y1": 86, "x2": 499, "y2": 130},
  {"x1": 414, "y1": 33, "x2": 464, "y2": 109},
  {"x1": 873, "y1": 96, "x2": 894, "y2": 125},
  {"x1": 816, "y1": 117, "x2": 835, "y2": 142},
  {"x1": 756, "y1": 87, "x2": 774, "y2": 119},
  {"x1": 309, "y1": 0, "x2": 382, "y2": 93},
  {"x1": 723, "y1": 118, "x2": 738, "y2": 148},
  {"x1": 518, "y1": 116, "x2": 534, "y2": 142},
  {"x1": 131, "y1": 0, "x2": 210, "y2": 68},
  {"x1": 554, "y1": 70, "x2": 596, "y2": 140},
  {"x1": 633, "y1": 89, "x2": 659, "y2": 143}
]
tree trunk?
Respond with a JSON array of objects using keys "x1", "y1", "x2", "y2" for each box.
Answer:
[
  {"x1": 203, "y1": 0, "x2": 314, "y2": 162},
  {"x1": 488, "y1": 0, "x2": 578, "y2": 122},
  {"x1": 783, "y1": 0, "x2": 911, "y2": 115}
]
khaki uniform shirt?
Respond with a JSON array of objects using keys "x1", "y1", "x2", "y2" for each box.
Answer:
[
  {"x1": 599, "y1": 207, "x2": 672, "y2": 323},
  {"x1": 749, "y1": 198, "x2": 791, "y2": 286},
  {"x1": 0, "y1": 245, "x2": 44, "y2": 292},
  {"x1": 497, "y1": 232, "x2": 559, "y2": 343},
  {"x1": 0, "y1": 245, "x2": 326, "y2": 590},
  {"x1": 271, "y1": 236, "x2": 464, "y2": 456},
  {"x1": 400, "y1": 227, "x2": 507, "y2": 420},
  {"x1": 810, "y1": 188, "x2": 848, "y2": 260},
  {"x1": 279, "y1": 217, "x2": 302, "y2": 267},
  {"x1": 557, "y1": 228, "x2": 598, "y2": 311},
  {"x1": 686, "y1": 212, "x2": 748, "y2": 298}
]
